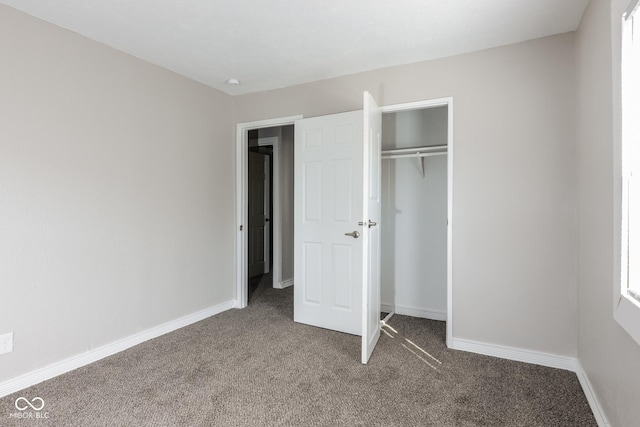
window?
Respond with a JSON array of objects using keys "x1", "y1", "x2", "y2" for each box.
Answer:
[
  {"x1": 616, "y1": 0, "x2": 640, "y2": 345},
  {"x1": 622, "y1": 0, "x2": 640, "y2": 299}
]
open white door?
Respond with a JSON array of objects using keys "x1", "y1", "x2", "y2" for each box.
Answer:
[
  {"x1": 293, "y1": 92, "x2": 381, "y2": 362},
  {"x1": 294, "y1": 111, "x2": 364, "y2": 335},
  {"x1": 361, "y1": 91, "x2": 382, "y2": 364}
]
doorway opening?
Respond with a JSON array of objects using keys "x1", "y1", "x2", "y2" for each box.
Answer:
[{"x1": 236, "y1": 116, "x2": 300, "y2": 308}]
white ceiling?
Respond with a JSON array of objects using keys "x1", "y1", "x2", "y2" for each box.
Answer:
[{"x1": 1, "y1": 0, "x2": 589, "y2": 95}]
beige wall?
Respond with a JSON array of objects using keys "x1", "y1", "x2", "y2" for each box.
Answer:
[
  {"x1": 234, "y1": 32, "x2": 578, "y2": 357},
  {"x1": 0, "y1": 5, "x2": 234, "y2": 382},
  {"x1": 576, "y1": 0, "x2": 640, "y2": 425}
]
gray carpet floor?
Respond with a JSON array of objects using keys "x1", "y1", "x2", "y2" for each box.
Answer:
[{"x1": 0, "y1": 277, "x2": 596, "y2": 426}]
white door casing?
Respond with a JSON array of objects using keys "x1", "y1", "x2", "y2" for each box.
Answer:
[
  {"x1": 361, "y1": 91, "x2": 382, "y2": 364},
  {"x1": 380, "y1": 97, "x2": 453, "y2": 348},
  {"x1": 294, "y1": 110, "x2": 364, "y2": 335},
  {"x1": 236, "y1": 115, "x2": 302, "y2": 309}
]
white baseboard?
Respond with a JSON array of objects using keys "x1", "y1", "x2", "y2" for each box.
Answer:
[
  {"x1": 380, "y1": 303, "x2": 446, "y2": 321},
  {"x1": 380, "y1": 304, "x2": 395, "y2": 317},
  {"x1": 280, "y1": 278, "x2": 294, "y2": 289},
  {"x1": 575, "y1": 361, "x2": 610, "y2": 427},
  {"x1": 0, "y1": 300, "x2": 236, "y2": 398},
  {"x1": 449, "y1": 337, "x2": 577, "y2": 372},
  {"x1": 272, "y1": 278, "x2": 293, "y2": 289}
]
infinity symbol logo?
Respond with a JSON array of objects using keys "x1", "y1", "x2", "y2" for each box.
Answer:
[{"x1": 15, "y1": 397, "x2": 45, "y2": 411}]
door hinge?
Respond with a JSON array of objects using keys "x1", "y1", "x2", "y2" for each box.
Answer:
[{"x1": 358, "y1": 220, "x2": 377, "y2": 228}]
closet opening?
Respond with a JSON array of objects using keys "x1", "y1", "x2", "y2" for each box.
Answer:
[{"x1": 380, "y1": 100, "x2": 452, "y2": 346}]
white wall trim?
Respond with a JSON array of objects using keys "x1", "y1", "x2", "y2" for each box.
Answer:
[
  {"x1": 236, "y1": 115, "x2": 302, "y2": 309},
  {"x1": 380, "y1": 303, "x2": 446, "y2": 321},
  {"x1": 380, "y1": 304, "x2": 394, "y2": 313},
  {"x1": 575, "y1": 361, "x2": 610, "y2": 427},
  {"x1": 0, "y1": 300, "x2": 235, "y2": 398},
  {"x1": 273, "y1": 278, "x2": 294, "y2": 289},
  {"x1": 450, "y1": 337, "x2": 577, "y2": 372}
]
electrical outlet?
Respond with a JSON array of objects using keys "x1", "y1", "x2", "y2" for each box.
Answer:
[{"x1": 0, "y1": 333, "x2": 14, "y2": 354}]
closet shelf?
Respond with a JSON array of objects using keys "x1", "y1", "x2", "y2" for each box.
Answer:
[{"x1": 381, "y1": 145, "x2": 448, "y2": 177}]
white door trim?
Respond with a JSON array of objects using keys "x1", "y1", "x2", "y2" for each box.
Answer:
[
  {"x1": 236, "y1": 115, "x2": 302, "y2": 308},
  {"x1": 381, "y1": 97, "x2": 454, "y2": 348}
]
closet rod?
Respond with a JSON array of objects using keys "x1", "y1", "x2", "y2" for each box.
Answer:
[
  {"x1": 381, "y1": 151, "x2": 446, "y2": 160},
  {"x1": 381, "y1": 144, "x2": 447, "y2": 155}
]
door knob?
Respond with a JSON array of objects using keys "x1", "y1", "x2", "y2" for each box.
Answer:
[{"x1": 344, "y1": 231, "x2": 360, "y2": 238}]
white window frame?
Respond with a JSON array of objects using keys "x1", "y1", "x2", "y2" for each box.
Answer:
[{"x1": 614, "y1": 0, "x2": 640, "y2": 346}]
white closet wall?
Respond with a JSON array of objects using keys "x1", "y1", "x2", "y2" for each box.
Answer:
[{"x1": 381, "y1": 107, "x2": 448, "y2": 320}]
